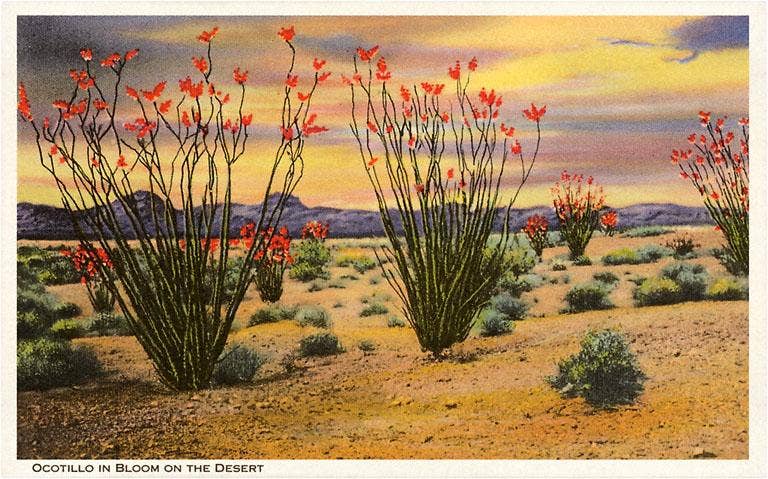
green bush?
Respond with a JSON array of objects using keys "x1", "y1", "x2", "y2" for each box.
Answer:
[
  {"x1": 212, "y1": 344, "x2": 265, "y2": 386},
  {"x1": 479, "y1": 310, "x2": 515, "y2": 337},
  {"x1": 664, "y1": 232, "x2": 700, "y2": 259},
  {"x1": 307, "y1": 281, "x2": 326, "y2": 292},
  {"x1": 563, "y1": 281, "x2": 614, "y2": 313},
  {"x1": 85, "y1": 313, "x2": 132, "y2": 336},
  {"x1": 387, "y1": 316, "x2": 406, "y2": 328},
  {"x1": 551, "y1": 259, "x2": 568, "y2": 271},
  {"x1": 707, "y1": 277, "x2": 748, "y2": 301},
  {"x1": 248, "y1": 304, "x2": 297, "y2": 326},
  {"x1": 296, "y1": 306, "x2": 331, "y2": 328},
  {"x1": 299, "y1": 332, "x2": 344, "y2": 357},
  {"x1": 547, "y1": 329, "x2": 646, "y2": 408},
  {"x1": 622, "y1": 226, "x2": 672, "y2": 238},
  {"x1": 17, "y1": 311, "x2": 48, "y2": 339},
  {"x1": 289, "y1": 240, "x2": 332, "y2": 282},
  {"x1": 39, "y1": 256, "x2": 81, "y2": 285},
  {"x1": 360, "y1": 303, "x2": 389, "y2": 317},
  {"x1": 17, "y1": 338, "x2": 102, "y2": 391},
  {"x1": 358, "y1": 339, "x2": 376, "y2": 352},
  {"x1": 593, "y1": 271, "x2": 620, "y2": 285},
  {"x1": 54, "y1": 302, "x2": 82, "y2": 319},
  {"x1": 660, "y1": 261, "x2": 709, "y2": 301},
  {"x1": 601, "y1": 247, "x2": 639, "y2": 266},
  {"x1": 572, "y1": 255, "x2": 592, "y2": 266},
  {"x1": 50, "y1": 319, "x2": 86, "y2": 339},
  {"x1": 490, "y1": 293, "x2": 529, "y2": 321},
  {"x1": 498, "y1": 273, "x2": 542, "y2": 297},
  {"x1": 636, "y1": 244, "x2": 673, "y2": 263},
  {"x1": 633, "y1": 277, "x2": 680, "y2": 306},
  {"x1": 353, "y1": 257, "x2": 378, "y2": 274}
]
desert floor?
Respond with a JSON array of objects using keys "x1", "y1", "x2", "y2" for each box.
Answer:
[{"x1": 17, "y1": 226, "x2": 748, "y2": 459}]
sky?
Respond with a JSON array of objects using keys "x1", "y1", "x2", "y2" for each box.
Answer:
[{"x1": 16, "y1": 16, "x2": 749, "y2": 209}]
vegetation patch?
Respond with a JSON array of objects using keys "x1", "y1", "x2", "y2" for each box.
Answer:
[
  {"x1": 562, "y1": 281, "x2": 614, "y2": 313},
  {"x1": 547, "y1": 329, "x2": 646, "y2": 408},
  {"x1": 299, "y1": 332, "x2": 344, "y2": 357},
  {"x1": 17, "y1": 338, "x2": 102, "y2": 391}
]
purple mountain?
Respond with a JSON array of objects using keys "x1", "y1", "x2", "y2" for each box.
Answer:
[{"x1": 17, "y1": 192, "x2": 712, "y2": 240}]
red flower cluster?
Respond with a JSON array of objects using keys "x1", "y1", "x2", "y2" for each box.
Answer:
[
  {"x1": 301, "y1": 113, "x2": 329, "y2": 136},
  {"x1": 301, "y1": 220, "x2": 329, "y2": 241},
  {"x1": 61, "y1": 245, "x2": 113, "y2": 284},
  {"x1": 600, "y1": 210, "x2": 618, "y2": 236},
  {"x1": 123, "y1": 117, "x2": 157, "y2": 138},
  {"x1": 357, "y1": 45, "x2": 380, "y2": 61},
  {"x1": 179, "y1": 76, "x2": 205, "y2": 98},
  {"x1": 17, "y1": 83, "x2": 32, "y2": 121},
  {"x1": 197, "y1": 26, "x2": 219, "y2": 43},
  {"x1": 233, "y1": 67, "x2": 248, "y2": 85},
  {"x1": 523, "y1": 103, "x2": 546, "y2": 122},
  {"x1": 278, "y1": 26, "x2": 295, "y2": 42},
  {"x1": 255, "y1": 227, "x2": 293, "y2": 265}
]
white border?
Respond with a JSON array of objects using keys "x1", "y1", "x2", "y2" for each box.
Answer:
[{"x1": 1, "y1": 1, "x2": 766, "y2": 478}]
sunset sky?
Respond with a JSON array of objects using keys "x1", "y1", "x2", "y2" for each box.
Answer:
[{"x1": 16, "y1": 15, "x2": 749, "y2": 209}]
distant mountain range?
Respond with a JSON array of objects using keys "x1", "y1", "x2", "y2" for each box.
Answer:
[{"x1": 17, "y1": 191, "x2": 713, "y2": 240}]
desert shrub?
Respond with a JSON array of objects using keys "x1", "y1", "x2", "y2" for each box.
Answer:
[
  {"x1": 572, "y1": 255, "x2": 592, "y2": 266},
  {"x1": 547, "y1": 230, "x2": 566, "y2": 247},
  {"x1": 328, "y1": 280, "x2": 346, "y2": 289},
  {"x1": 360, "y1": 303, "x2": 389, "y2": 317},
  {"x1": 547, "y1": 329, "x2": 646, "y2": 408},
  {"x1": 561, "y1": 274, "x2": 571, "y2": 284},
  {"x1": 563, "y1": 281, "x2": 614, "y2": 313},
  {"x1": 622, "y1": 226, "x2": 672, "y2": 238},
  {"x1": 593, "y1": 271, "x2": 620, "y2": 285},
  {"x1": 358, "y1": 339, "x2": 376, "y2": 352},
  {"x1": 627, "y1": 275, "x2": 646, "y2": 286},
  {"x1": 296, "y1": 306, "x2": 331, "y2": 328},
  {"x1": 248, "y1": 304, "x2": 297, "y2": 326},
  {"x1": 664, "y1": 232, "x2": 700, "y2": 258},
  {"x1": 498, "y1": 273, "x2": 542, "y2": 297},
  {"x1": 85, "y1": 313, "x2": 132, "y2": 336},
  {"x1": 387, "y1": 316, "x2": 406, "y2": 328},
  {"x1": 551, "y1": 259, "x2": 567, "y2": 271},
  {"x1": 353, "y1": 257, "x2": 377, "y2": 274},
  {"x1": 712, "y1": 247, "x2": 748, "y2": 277},
  {"x1": 496, "y1": 244, "x2": 537, "y2": 290},
  {"x1": 289, "y1": 240, "x2": 331, "y2": 282},
  {"x1": 17, "y1": 338, "x2": 101, "y2": 391},
  {"x1": 299, "y1": 332, "x2": 344, "y2": 357},
  {"x1": 50, "y1": 319, "x2": 86, "y2": 340},
  {"x1": 38, "y1": 256, "x2": 81, "y2": 285},
  {"x1": 660, "y1": 261, "x2": 709, "y2": 301},
  {"x1": 17, "y1": 311, "x2": 48, "y2": 339},
  {"x1": 601, "y1": 248, "x2": 639, "y2": 266},
  {"x1": 369, "y1": 275, "x2": 381, "y2": 285},
  {"x1": 635, "y1": 244, "x2": 673, "y2": 263},
  {"x1": 707, "y1": 277, "x2": 748, "y2": 301},
  {"x1": 632, "y1": 277, "x2": 681, "y2": 306},
  {"x1": 479, "y1": 310, "x2": 515, "y2": 337},
  {"x1": 212, "y1": 344, "x2": 265, "y2": 386},
  {"x1": 54, "y1": 302, "x2": 82, "y2": 319},
  {"x1": 307, "y1": 281, "x2": 326, "y2": 292},
  {"x1": 339, "y1": 273, "x2": 359, "y2": 281},
  {"x1": 490, "y1": 293, "x2": 529, "y2": 321}
]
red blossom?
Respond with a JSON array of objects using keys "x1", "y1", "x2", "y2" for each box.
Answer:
[
  {"x1": 285, "y1": 75, "x2": 298, "y2": 88},
  {"x1": 368, "y1": 157, "x2": 379, "y2": 167},
  {"x1": 79, "y1": 48, "x2": 92, "y2": 61},
  {"x1": 318, "y1": 71, "x2": 332, "y2": 83},
  {"x1": 278, "y1": 26, "x2": 295, "y2": 42},
  {"x1": 297, "y1": 92, "x2": 310, "y2": 102},
  {"x1": 233, "y1": 67, "x2": 248, "y2": 85},
  {"x1": 510, "y1": 140, "x2": 522, "y2": 155},
  {"x1": 242, "y1": 113, "x2": 253, "y2": 126},
  {"x1": 93, "y1": 99, "x2": 109, "y2": 110},
  {"x1": 126, "y1": 86, "x2": 139, "y2": 100},
  {"x1": 523, "y1": 103, "x2": 546, "y2": 122},
  {"x1": 141, "y1": 81, "x2": 166, "y2": 102},
  {"x1": 448, "y1": 61, "x2": 461, "y2": 80},
  {"x1": 281, "y1": 126, "x2": 294, "y2": 141},
  {"x1": 158, "y1": 99, "x2": 172, "y2": 114},
  {"x1": 116, "y1": 155, "x2": 128, "y2": 168},
  {"x1": 100, "y1": 53, "x2": 121, "y2": 67},
  {"x1": 301, "y1": 113, "x2": 329, "y2": 136},
  {"x1": 313, "y1": 58, "x2": 326, "y2": 71},
  {"x1": 357, "y1": 45, "x2": 380, "y2": 61},
  {"x1": 468, "y1": 56, "x2": 478, "y2": 71},
  {"x1": 192, "y1": 56, "x2": 208, "y2": 74},
  {"x1": 367, "y1": 121, "x2": 379, "y2": 134},
  {"x1": 301, "y1": 220, "x2": 329, "y2": 240},
  {"x1": 125, "y1": 49, "x2": 139, "y2": 61},
  {"x1": 399, "y1": 85, "x2": 411, "y2": 103},
  {"x1": 17, "y1": 83, "x2": 33, "y2": 121},
  {"x1": 197, "y1": 27, "x2": 219, "y2": 43}
]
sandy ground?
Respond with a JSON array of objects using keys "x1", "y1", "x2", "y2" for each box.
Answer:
[{"x1": 17, "y1": 226, "x2": 748, "y2": 459}]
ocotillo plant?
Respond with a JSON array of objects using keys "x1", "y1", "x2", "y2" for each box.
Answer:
[
  {"x1": 551, "y1": 171, "x2": 606, "y2": 259},
  {"x1": 600, "y1": 210, "x2": 618, "y2": 237},
  {"x1": 523, "y1": 214, "x2": 549, "y2": 259},
  {"x1": 347, "y1": 48, "x2": 545, "y2": 356},
  {"x1": 671, "y1": 112, "x2": 748, "y2": 275},
  {"x1": 289, "y1": 220, "x2": 331, "y2": 282},
  {"x1": 17, "y1": 25, "x2": 329, "y2": 390},
  {"x1": 61, "y1": 244, "x2": 116, "y2": 314},
  {"x1": 248, "y1": 224, "x2": 293, "y2": 303}
]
